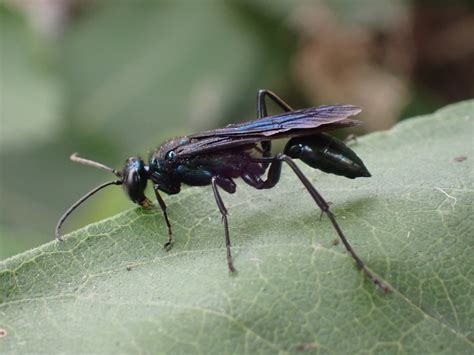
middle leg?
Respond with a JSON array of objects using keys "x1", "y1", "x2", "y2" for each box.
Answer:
[{"x1": 211, "y1": 176, "x2": 236, "y2": 273}]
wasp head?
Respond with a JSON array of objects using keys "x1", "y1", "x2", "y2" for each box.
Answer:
[
  {"x1": 121, "y1": 157, "x2": 150, "y2": 206},
  {"x1": 56, "y1": 153, "x2": 151, "y2": 240}
]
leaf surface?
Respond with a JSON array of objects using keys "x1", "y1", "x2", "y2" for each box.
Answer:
[{"x1": 1, "y1": 101, "x2": 473, "y2": 353}]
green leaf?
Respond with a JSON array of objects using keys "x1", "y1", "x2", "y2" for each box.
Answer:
[{"x1": 1, "y1": 101, "x2": 472, "y2": 353}]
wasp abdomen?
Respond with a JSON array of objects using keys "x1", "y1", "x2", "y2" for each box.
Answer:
[{"x1": 284, "y1": 133, "x2": 371, "y2": 179}]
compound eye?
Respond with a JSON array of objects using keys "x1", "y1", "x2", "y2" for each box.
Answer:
[{"x1": 166, "y1": 150, "x2": 176, "y2": 161}]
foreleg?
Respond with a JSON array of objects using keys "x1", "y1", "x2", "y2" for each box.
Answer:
[{"x1": 153, "y1": 185, "x2": 173, "y2": 250}]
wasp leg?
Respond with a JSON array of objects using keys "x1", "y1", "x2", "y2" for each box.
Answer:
[
  {"x1": 256, "y1": 89, "x2": 294, "y2": 166},
  {"x1": 257, "y1": 89, "x2": 293, "y2": 118},
  {"x1": 153, "y1": 185, "x2": 173, "y2": 251},
  {"x1": 211, "y1": 176, "x2": 236, "y2": 273},
  {"x1": 250, "y1": 155, "x2": 390, "y2": 293},
  {"x1": 241, "y1": 158, "x2": 282, "y2": 189},
  {"x1": 319, "y1": 201, "x2": 333, "y2": 220}
]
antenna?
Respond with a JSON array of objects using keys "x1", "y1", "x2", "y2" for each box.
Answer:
[
  {"x1": 55, "y1": 180, "x2": 122, "y2": 240},
  {"x1": 70, "y1": 153, "x2": 121, "y2": 177}
]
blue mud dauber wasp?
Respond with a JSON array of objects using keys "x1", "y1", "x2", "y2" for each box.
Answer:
[{"x1": 56, "y1": 90, "x2": 390, "y2": 293}]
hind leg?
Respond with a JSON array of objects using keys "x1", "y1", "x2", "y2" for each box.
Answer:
[
  {"x1": 249, "y1": 155, "x2": 390, "y2": 293},
  {"x1": 256, "y1": 90, "x2": 294, "y2": 160}
]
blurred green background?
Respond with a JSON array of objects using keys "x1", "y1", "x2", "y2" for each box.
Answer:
[{"x1": 1, "y1": 0, "x2": 473, "y2": 259}]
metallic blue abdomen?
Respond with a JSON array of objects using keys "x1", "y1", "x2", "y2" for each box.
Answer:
[{"x1": 284, "y1": 133, "x2": 371, "y2": 179}]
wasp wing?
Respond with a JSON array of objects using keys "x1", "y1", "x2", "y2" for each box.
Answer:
[
  {"x1": 175, "y1": 105, "x2": 361, "y2": 158},
  {"x1": 191, "y1": 105, "x2": 361, "y2": 138}
]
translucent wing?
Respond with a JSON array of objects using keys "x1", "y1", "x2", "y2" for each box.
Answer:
[
  {"x1": 175, "y1": 105, "x2": 362, "y2": 158},
  {"x1": 191, "y1": 105, "x2": 361, "y2": 138}
]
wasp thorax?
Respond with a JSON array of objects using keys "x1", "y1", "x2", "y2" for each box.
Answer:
[{"x1": 122, "y1": 157, "x2": 148, "y2": 204}]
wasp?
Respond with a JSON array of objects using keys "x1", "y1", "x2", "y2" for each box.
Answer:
[{"x1": 56, "y1": 90, "x2": 389, "y2": 292}]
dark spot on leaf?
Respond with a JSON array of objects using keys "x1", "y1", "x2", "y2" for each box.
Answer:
[
  {"x1": 0, "y1": 328, "x2": 6, "y2": 338},
  {"x1": 331, "y1": 239, "x2": 340, "y2": 246},
  {"x1": 296, "y1": 342, "x2": 319, "y2": 351},
  {"x1": 453, "y1": 155, "x2": 467, "y2": 162},
  {"x1": 126, "y1": 266, "x2": 132, "y2": 271}
]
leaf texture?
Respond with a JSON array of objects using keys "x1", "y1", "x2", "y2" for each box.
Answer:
[{"x1": 1, "y1": 101, "x2": 473, "y2": 353}]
